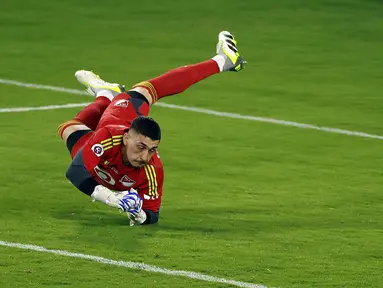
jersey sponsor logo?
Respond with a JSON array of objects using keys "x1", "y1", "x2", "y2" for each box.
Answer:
[
  {"x1": 119, "y1": 175, "x2": 136, "y2": 187},
  {"x1": 94, "y1": 165, "x2": 115, "y2": 185},
  {"x1": 91, "y1": 144, "x2": 104, "y2": 157},
  {"x1": 114, "y1": 99, "x2": 129, "y2": 108}
]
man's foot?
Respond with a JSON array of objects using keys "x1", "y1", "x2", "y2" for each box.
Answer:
[
  {"x1": 215, "y1": 31, "x2": 246, "y2": 72},
  {"x1": 75, "y1": 70, "x2": 125, "y2": 97}
]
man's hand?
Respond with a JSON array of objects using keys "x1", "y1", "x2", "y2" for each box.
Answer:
[
  {"x1": 91, "y1": 186, "x2": 147, "y2": 225},
  {"x1": 118, "y1": 189, "x2": 143, "y2": 214},
  {"x1": 118, "y1": 189, "x2": 147, "y2": 226},
  {"x1": 128, "y1": 210, "x2": 147, "y2": 226}
]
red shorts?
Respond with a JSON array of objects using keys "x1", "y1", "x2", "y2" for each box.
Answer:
[
  {"x1": 70, "y1": 93, "x2": 150, "y2": 159},
  {"x1": 97, "y1": 93, "x2": 150, "y2": 129}
]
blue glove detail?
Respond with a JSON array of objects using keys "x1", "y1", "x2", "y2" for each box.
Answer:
[{"x1": 118, "y1": 191, "x2": 143, "y2": 215}]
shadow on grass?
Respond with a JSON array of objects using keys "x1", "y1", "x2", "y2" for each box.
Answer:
[
  {"x1": 50, "y1": 208, "x2": 156, "y2": 252},
  {"x1": 52, "y1": 209, "x2": 129, "y2": 227},
  {"x1": 51, "y1": 205, "x2": 372, "y2": 243}
]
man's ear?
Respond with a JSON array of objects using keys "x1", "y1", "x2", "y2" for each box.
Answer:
[{"x1": 123, "y1": 131, "x2": 130, "y2": 145}]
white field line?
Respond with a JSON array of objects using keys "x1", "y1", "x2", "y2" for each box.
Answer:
[
  {"x1": 0, "y1": 78, "x2": 382, "y2": 140},
  {"x1": 0, "y1": 103, "x2": 90, "y2": 112},
  {"x1": 0, "y1": 240, "x2": 269, "y2": 288}
]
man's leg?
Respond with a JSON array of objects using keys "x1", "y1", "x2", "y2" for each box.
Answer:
[
  {"x1": 129, "y1": 31, "x2": 245, "y2": 105},
  {"x1": 57, "y1": 98, "x2": 108, "y2": 158},
  {"x1": 64, "y1": 31, "x2": 245, "y2": 131},
  {"x1": 58, "y1": 72, "x2": 125, "y2": 155}
]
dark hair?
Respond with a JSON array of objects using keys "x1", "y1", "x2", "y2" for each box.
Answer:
[{"x1": 130, "y1": 116, "x2": 161, "y2": 140}]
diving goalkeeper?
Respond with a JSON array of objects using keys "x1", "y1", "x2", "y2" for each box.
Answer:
[{"x1": 58, "y1": 31, "x2": 245, "y2": 225}]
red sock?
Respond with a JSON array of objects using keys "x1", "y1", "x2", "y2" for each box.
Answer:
[
  {"x1": 74, "y1": 96, "x2": 111, "y2": 130},
  {"x1": 132, "y1": 59, "x2": 219, "y2": 103}
]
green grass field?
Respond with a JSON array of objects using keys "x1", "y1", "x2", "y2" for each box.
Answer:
[{"x1": 1, "y1": 0, "x2": 382, "y2": 287}]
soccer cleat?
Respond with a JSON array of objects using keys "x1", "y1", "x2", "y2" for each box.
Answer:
[
  {"x1": 216, "y1": 31, "x2": 246, "y2": 72},
  {"x1": 75, "y1": 70, "x2": 125, "y2": 97}
]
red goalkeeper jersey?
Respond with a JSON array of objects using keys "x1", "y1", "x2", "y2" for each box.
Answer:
[{"x1": 81, "y1": 125, "x2": 163, "y2": 212}]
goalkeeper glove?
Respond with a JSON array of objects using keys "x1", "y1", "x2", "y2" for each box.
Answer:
[
  {"x1": 91, "y1": 186, "x2": 146, "y2": 225},
  {"x1": 118, "y1": 189, "x2": 147, "y2": 226},
  {"x1": 117, "y1": 189, "x2": 143, "y2": 214}
]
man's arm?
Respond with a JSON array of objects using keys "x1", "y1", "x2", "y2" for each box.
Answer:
[
  {"x1": 67, "y1": 149, "x2": 158, "y2": 225},
  {"x1": 66, "y1": 149, "x2": 124, "y2": 210},
  {"x1": 66, "y1": 150, "x2": 128, "y2": 210},
  {"x1": 66, "y1": 127, "x2": 128, "y2": 208}
]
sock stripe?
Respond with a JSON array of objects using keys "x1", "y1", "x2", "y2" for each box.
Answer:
[
  {"x1": 132, "y1": 81, "x2": 158, "y2": 102},
  {"x1": 138, "y1": 81, "x2": 157, "y2": 101},
  {"x1": 57, "y1": 120, "x2": 83, "y2": 138}
]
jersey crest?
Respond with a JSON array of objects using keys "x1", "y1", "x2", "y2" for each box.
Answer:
[
  {"x1": 114, "y1": 99, "x2": 129, "y2": 107},
  {"x1": 119, "y1": 175, "x2": 136, "y2": 187}
]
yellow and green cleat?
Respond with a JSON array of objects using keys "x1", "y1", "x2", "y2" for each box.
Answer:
[
  {"x1": 75, "y1": 70, "x2": 125, "y2": 97},
  {"x1": 216, "y1": 31, "x2": 246, "y2": 72}
]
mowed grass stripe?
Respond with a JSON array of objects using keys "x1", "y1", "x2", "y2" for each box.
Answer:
[
  {"x1": 0, "y1": 240, "x2": 268, "y2": 288},
  {"x1": 0, "y1": 78, "x2": 382, "y2": 140}
]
